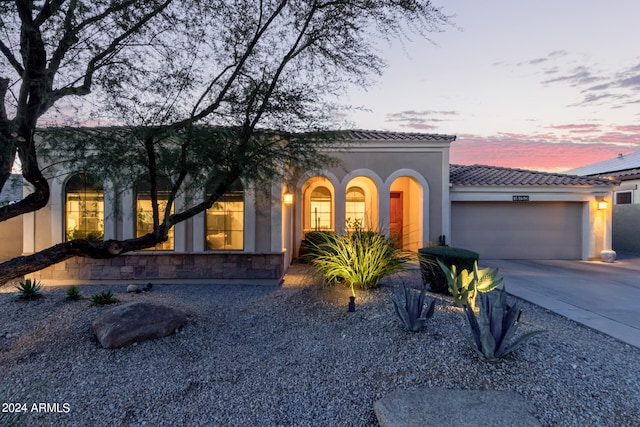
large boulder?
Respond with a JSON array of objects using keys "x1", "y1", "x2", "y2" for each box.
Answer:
[{"x1": 92, "y1": 302, "x2": 187, "y2": 349}]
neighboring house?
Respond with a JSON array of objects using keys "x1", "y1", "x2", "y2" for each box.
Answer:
[
  {"x1": 8, "y1": 130, "x2": 618, "y2": 285},
  {"x1": 0, "y1": 174, "x2": 25, "y2": 262},
  {"x1": 567, "y1": 152, "x2": 640, "y2": 253}
]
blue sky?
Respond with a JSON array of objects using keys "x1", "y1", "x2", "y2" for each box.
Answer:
[{"x1": 342, "y1": 1, "x2": 640, "y2": 171}]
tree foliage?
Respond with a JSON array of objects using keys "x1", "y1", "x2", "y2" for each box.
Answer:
[{"x1": 0, "y1": 0, "x2": 450, "y2": 284}]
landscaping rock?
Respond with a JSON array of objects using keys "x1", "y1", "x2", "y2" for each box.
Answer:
[
  {"x1": 92, "y1": 302, "x2": 187, "y2": 349},
  {"x1": 374, "y1": 388, "x2": 540, "y2": 427},
  {"x1": 127, "y1": 284, "x2": 140, "y2": 293}
]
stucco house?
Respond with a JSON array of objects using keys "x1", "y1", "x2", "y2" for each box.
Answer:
[
  {"x1": 2, "y1": 130, "x2": 617, "y2": 285},
  {"x1": 567, "y1": 152, "x2": 640, "y2": 253}
]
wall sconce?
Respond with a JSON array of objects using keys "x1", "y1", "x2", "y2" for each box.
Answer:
[
  {"x1": 597, "y1": 200, "x2": 608, "y2": 210},
  {"x1": 283, "y1": 192, "x2": 294, "y2": 205}
]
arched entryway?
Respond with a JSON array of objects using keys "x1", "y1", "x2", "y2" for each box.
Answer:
[
  {"x1": 345, "y1": 176, "x2": 379, "y2": 230},
  {"x1": 389, "y1": 175, "x2": 424, "y2": 252},
  {"x1": 302, "y1": 176, "x2": 335, "y2": 232}
]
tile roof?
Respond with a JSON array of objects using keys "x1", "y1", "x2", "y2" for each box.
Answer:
[
  {"x1": 450, "y1": 164, "x2": 616, "y2": 186},
  {"x1": 565, "y1": 151, "x2": 640, "y2": 176},
  {"x1": 348, "y1": 129, "x2": 456, "y2": 142}
]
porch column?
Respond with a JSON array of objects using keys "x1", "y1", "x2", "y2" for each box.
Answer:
[
  {"x1": 334, "y1": 182, "x2": 346, "y2": 233},
  {"x1": 379, "y1": 185, "x2": 391, "y2": 236}
]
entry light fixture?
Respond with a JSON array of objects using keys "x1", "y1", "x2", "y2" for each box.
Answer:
[
  {"x1": 597, "y1": 198, "x2": 608, "y2": 210},
  {"x1": 283, "y1": 192, "x2": 294, "y2": 205}
]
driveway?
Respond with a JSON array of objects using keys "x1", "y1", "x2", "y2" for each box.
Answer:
[{"x1": 483, "y1": 254, "x2": 640, "y2": 349}]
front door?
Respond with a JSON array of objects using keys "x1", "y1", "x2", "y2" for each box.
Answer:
[{"x1": 389, "y1": 192, "x2": 403, "y2": 249}]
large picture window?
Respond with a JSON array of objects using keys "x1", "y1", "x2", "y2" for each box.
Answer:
[
  {"x1": 206, "y1": 181, "x2": 244, "y2": 250},
  {"x1": 310, "y1": 186, "x2": 332, "y2": 230},
  {"x1": 65, "y1": 174, "x2": 104, "y2": 241},
  {"x1": 136, "y1": 177, "x2": 174, "y2": 250}
]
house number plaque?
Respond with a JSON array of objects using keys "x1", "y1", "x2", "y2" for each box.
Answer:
[{"x1": 512, "y1": 195, "x2": 530, "y2": 202}]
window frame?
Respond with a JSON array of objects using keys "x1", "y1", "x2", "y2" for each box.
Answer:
[
  {"x1": 64, "y1": 173, "x2": 104, "y2": 242},
  {"x1": 205, "y1": 181, "x2": 245, "y2": 251}
]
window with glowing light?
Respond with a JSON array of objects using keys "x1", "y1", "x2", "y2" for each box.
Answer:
[
  {"x1": 206, "y1": 180, "x2": 244, "y2": 250},
  {"x1": 136, "y1": 177, "x2": 174, "y2": 250},
  {"x1": 346, "y1": 186, "x2": 366, "y2": 228},
  {"x1": 310, "y1": 186, "x2": 332, "y2": 230},
  {"x1": 65, "y1": 174, "x2": 104, "y2": 241}
]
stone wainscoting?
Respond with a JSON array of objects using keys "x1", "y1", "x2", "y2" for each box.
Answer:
[{"x1": 31, "y1": 252, "x2": 285, "y2": 285}]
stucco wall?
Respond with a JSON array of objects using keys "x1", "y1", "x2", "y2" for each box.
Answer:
[
  {"x1": 0, "y1": 216, "x2": 23, "y2": 262},
  {"x1": 612, "y1": 204, "x2": 640, "y2": 253}
]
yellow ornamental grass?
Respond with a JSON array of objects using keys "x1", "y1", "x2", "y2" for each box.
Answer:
[{"x1": 311, "y1": 228, "x2": 412, "y2": 296}]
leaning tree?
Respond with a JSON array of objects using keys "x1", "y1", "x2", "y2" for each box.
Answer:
[{"x1": 0, "y1": 0, "x2": 450, "y2": 284}]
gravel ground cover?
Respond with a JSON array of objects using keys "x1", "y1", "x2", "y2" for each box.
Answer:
[{"x1": 1, "y1": 265, "x2": 639, "y2": 427}]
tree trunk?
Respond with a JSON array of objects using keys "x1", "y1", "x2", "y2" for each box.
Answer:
[{"x1": 0, "y1": 234, "x2": 163, "y2": 285}]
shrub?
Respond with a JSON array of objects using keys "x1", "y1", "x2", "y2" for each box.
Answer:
[
  {"x1": 462, "y1": 288, "x2": 545, "y2": 362},
  {"x1": 298, "y1": 231, "x2": 338, "y2": 263},
  {"x1": 438, "y1": 260, "x2": 503, "y2": 310},
  {"x1": 15, "y1": 278, "x2": 42, "y2": 300},
  {"x1": 312, "y1": 227, "x2": 412, "y2": 294},
  {"x1": 90, "y1": 289, "x2": 118, "y2": 305},
  {"x1": 418, "y1": 246, "x2": 479, "y2": 294},
  {"x1": 65, "y1": 286, "x2": 82, "y2": 301},
  {"x1": 393, "y1": 284, "x2": 436, "y2": 332}
]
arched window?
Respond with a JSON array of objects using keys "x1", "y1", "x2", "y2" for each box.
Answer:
[
  {"x1": 136, "y1": 176, "x2": 174, "y2": 250},
  {"x1": 346, "y1": 186, "x2": 366, "y2": 228},
  {"x1": 310, "y1": 186, "x2": 332, "y2": 230},
  {"x1": 206, "y1": 180, "x2": 244, "y2": 250},
  {"x1": 65, "y1": 174, "x2": 104, "y2": 241}
]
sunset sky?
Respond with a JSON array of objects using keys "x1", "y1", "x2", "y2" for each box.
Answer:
[{"x1": 342, "y1": 1, "x2": 640, "y2": 172}]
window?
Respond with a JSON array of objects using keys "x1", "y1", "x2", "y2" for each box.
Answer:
[
  {"x1": 616, "y1": 191, "x2": 632, "y2": 205},
  {"x1": 136, "y1": 177, "x2": 174, "y2": 250},
  {"x1": 65, "y1": 174, "x2": 104, "y2": 241},
  {"x1": 346, "y1": 186, "x2": 366, "y2": 228},
  {"x1": 310, "y1": 186, "x2": 332, "y2": 230},
  {"x1": 206, "y1": 180, "x2": 244, "y2": 250}
]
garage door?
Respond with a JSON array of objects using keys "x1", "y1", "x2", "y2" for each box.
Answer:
[{"x1": 451, "y1": 202, "x2": 584, "y2": 259}]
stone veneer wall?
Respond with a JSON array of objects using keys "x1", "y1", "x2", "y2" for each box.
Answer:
[{"x1": 31, "y1": 252, "x2": 285, "y2": 283}]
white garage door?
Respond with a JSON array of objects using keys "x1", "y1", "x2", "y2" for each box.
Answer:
[{"x1": 451, "y1": 202, "x2": 584, "y2": 259}]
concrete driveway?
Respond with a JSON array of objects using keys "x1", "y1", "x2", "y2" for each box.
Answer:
[{"x1": 483, "y1": 254, "x2": 640, "y2": 349}]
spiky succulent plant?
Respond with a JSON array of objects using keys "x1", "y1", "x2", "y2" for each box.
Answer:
[
  {"x1": 15, "y1": 278, "x2": 42, "y2": 300},
  {"x1": 462, "y1": 288, "x2": 545, "y2": 362},
  {"x1": 393, "y1": 284, "x2": 436, "y2": 332},
  {"x1": 438, "y1": 260, "x2": 503, "y2": 310}
]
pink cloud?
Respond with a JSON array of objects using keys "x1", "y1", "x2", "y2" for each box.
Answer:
[{"x1": 450, "y1": 133, "x2": 639, "y2": 172}]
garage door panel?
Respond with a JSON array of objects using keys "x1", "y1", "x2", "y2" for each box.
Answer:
[{"x1": 451, "y1": 202, "x2": 583, "y2": 259}]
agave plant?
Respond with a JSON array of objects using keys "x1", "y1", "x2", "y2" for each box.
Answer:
[
  {"x1": 90, "y1": 289, "x2": 118, "y2": 305},
  {"x1": 65, "y1": 285, "x2": 82, "y2": 301},
  {"x1": 438, "y1": 260, "x2": 503, "y2": 310},
  {"x1": 15, "y1": 278, "x2": 43, "y2": 300},
  {"x1": 393, "y1": 284, "x2": 436, "y2": 332},
  {"x1": 462, "y1": 288, "x2": 545, "y2": 362}
]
